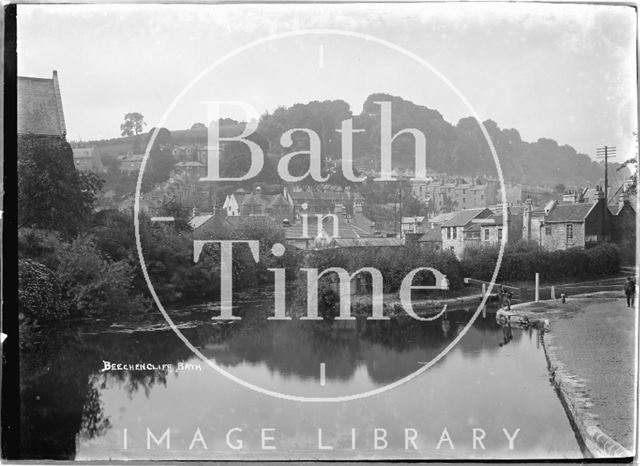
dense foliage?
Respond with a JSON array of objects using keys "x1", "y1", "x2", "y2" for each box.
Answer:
[
  {"x1": 460, "y1": 241, "x2": 620, "y2": 282},
  {"x1": 249, "y1": 94, "x2": 625, "y2": 187},
  {"x1": 18, "y1": 258, "x2": 70, "y2": 321},
  {"x1": 18, "y1": 135, "x2": 103, "y2": 236},
  {"x1": 18, "y1": 209, "x2": 301, "y2": 320},
  {"x1": 306, "y1": 244, "x2": 463, "y2": 294}
]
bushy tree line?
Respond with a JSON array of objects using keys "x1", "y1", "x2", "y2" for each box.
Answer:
[
  {"x1": 460, "y1": 241, "x2": 620, "y2": 283},
  {"x1": 235, "y1": 94, "x2": 627, "y2": 187},
  {"x1": 17, "y1": 133, "x2": 298, "y2": 323},
  {"x1": 306, "y1": 245, "x2": 463, "y2": 294},
  {"x1": 19, "y1": 210, "x2": 299, "y2": 322}
]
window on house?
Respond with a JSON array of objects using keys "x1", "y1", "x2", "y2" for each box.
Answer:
[
  {"x1": 498, "y1": 228, "x2": 503, "y2": 242},
  {"x1": 484, "y1": 229, "x2": 490, "y2": 241},
  {"x1": 566, "y1": 224, "x2": 573, "y2": 240},
  {"x1": 447, "y1": 227, "x2": 451, "y2": 239},
  {"x1": 545, "y1": 226, "x2": 552, "y2": 236},
  {"x1": 453, "y1": 228, "x2": 457, "y2": 239},
  {"x1": 481, "y1": 194, "x2": 484, "y2": 200}
]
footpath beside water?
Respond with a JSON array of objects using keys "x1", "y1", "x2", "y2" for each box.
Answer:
[{"x1": 511, "y1": 292, "x2": 636, "y2": 458}]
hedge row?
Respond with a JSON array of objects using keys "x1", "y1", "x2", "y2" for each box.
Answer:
[{"x1": 460, "y1": 241, "x2": 620, "y2": 283}]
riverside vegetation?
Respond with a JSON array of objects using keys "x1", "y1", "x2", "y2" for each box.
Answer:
[{"x1": 18, "y1": 126, "x2": 622, "y2": 333}]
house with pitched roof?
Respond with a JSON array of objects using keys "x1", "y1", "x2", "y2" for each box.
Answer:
[
  {"x1": 538, "y1": 188, "x2": 611, "y2": 250},
  {"x1": 440, "y1": 207, "x2": 493, "y2": 257},
  {"x1": 223, "y1": 189, "x2": 248, "y2": 216},
  {"x1": 475, "y1": 207, "x2": 524, "y2": 246},
  {"x1": 18, "y1": 71, "x2": 66, "y2": 138},
  {"x1": 284, "y1": 211, "x2": 377, "y2": 250},
  {"x1": 189, "y1": 213, "x2": 234, "y2": 240},
  {"x1": 72, "y1": 147, "x2": 105, "y2": 173},
  {"x1": 400, "y1": 216, "x2": 429, "y2": 237},
  {"x1": 416, "y1": 228, "x2": 442, "y2": 251}
]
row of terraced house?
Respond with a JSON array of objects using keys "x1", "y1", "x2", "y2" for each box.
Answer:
[{"x1": 409, "y1": 185, "x2": 636, "y2": 259}]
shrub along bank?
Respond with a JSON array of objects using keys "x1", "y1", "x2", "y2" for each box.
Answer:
[{"x1": 460, "y1": 241, "x2": 620, "y2": 283}]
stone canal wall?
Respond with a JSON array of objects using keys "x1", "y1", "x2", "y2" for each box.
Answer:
[
  {"x1": 544, "y1": 331, "x2": 632, "y2": 458},
  {"x1": 509, "y1": 294, "x2": 635, "y2": 459}
]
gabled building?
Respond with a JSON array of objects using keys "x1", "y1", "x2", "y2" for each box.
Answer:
[
  {"x1": 400, "y1": 216, "x2": 428, "y2": 237},
  {"x1": 18, "y1": 71, "x2": 66, "y2": 139},
  {"x1": 416, "y1": 228, "x2": 442, "y2": 251},
  {"x1": 223, "y1": 189, "x2": 248, "y2": 216},
  {"x1": 190, "y1": 213, "x2": 234, "y2": 240},
  {"x1": 538, "y1": 188, "x2": 611, "y2": 250},
  {"x1": 476, "y1": 208, "x2": 524, "y2": 246},
  {"x1": 609, "y1": 194, "x2": 636, "y2": 256},
  {"x1": 72, "y1": 147, "x2": 105, "y2": 173},
  {"x1": 284, "y1": 211, "x2": 377, "y2": 250},
  {"x1": 441, "y1": 208, "x2": 493, "y2": 258},
  {"x1": 223, "y1": 187, "x2": 295, "y2": 221}
]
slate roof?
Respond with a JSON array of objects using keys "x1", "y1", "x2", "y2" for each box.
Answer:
[
  {"x1": 429, "y1": 212, "x2": 456, "y2": 225},
  {"x1": 18, "y1": 72, "x2": 66, "y2": 137},
  {"x1": 544, "y1": 203, "x2": 595, "y2": 223},
  {"x1": 268, "y1": 193, "x2": 291, "y2": 207},
  {"x1": 284, "y1": 213, "x2": 375, "y2": 240},
  {"x1": 418, "y1": 229, "x2": 442, "y2": 243},
  {"x1": 190, "y1": 214, "x2": 234, "y2": 239},
  {"x1": 441, "y1": 208, "x2": 492, "y2": 227},
  {"x1": 189, "y1": 214, "x2": 214, "y2": 229},
  {"x1": 241, "y1": 193, "x2": 265, "y2": 206}
]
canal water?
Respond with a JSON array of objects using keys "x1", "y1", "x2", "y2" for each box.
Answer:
[{"x1": 20, "y1": 291, "x2": 582, "y2": 460}]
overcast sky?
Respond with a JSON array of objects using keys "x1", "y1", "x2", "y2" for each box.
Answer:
[{"x1": 17, "y1": 3, "x2": 638, "y2": 163}]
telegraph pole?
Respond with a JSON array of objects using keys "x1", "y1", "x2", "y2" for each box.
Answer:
[
  {"x1": 596, "y1": 145, "x2": 616, "y2": 240},
  {"x1": 596, "y1": 145, "x2": 616, "y2": 202}
]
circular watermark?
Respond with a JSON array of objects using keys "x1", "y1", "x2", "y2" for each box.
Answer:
[{"x1": 134, "y1": 29, "x2": 508, "y2": 403}]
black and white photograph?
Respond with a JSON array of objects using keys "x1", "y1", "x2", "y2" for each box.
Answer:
[{"x1": 4, "y1": 1, "x2": 639, "y2": 462}]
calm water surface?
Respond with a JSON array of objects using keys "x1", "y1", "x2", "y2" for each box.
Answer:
[{"x1": 20, "y1": 291, "x2": 582, "y2": 460}]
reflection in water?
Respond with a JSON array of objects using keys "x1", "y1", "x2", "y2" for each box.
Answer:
[{"x1": 20, "y1": 295, "x2": 582, "y2": 460}]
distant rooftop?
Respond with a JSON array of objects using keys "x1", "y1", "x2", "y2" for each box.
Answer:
[
  {"x1": 544, "y1": 203, "x2": 596, "y2": 223},
  {"x1": 18, "y1": 71, "x2": 66, "y2": 137},
  {"x1": 441, "y1": 208, "x2": 492, "y2": 227}
]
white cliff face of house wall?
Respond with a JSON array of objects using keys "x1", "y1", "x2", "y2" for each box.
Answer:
[{"x1": 540, "y1": 222, "x2": 586, "y2": 250}]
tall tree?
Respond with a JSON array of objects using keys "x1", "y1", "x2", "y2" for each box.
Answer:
[
  {"x1": 120, "y1": 112, "x2": 146, "y2": 137},
  {"x1": 18, "y1": 135, "x2": 103, "y2": 236}
]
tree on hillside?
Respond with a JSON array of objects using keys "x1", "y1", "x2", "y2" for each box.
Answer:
[
  {"x1": 18, "y1": 135, "x2": 103, "y2": 236},
  {"x1": 143, "y1": 128, "x2": 175, "y2": 187},
  {"x1": 191, "y1": 122, "x2": 206, "y2": 130},
  {"x1": 259, "y1": 100, "x2": 352, "y2": 160},
  {"x1": 554, "y1": 183, "x2": 566, "y2": 194},
  {"x1": 120, "y1": 112, "x2": 146, "y2": 137},
  {"x1": 402, "y1": 195, "x2": 428, "y2": 217}
]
